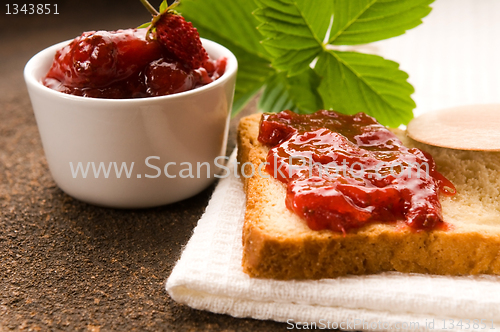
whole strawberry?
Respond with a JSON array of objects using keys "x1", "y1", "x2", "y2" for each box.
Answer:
[{"x1": 140, "y1": 0, "x2": 208, "y2": 70}]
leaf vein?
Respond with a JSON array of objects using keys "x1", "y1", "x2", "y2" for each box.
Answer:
[
  {"x1": 331, "y1": 51, "x2": 403, "y2": 111},
  {"x1": 329, "y1": 0, "x2": 378, "y2": 44}
]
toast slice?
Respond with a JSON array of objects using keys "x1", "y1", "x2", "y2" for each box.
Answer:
[{"x1": 237, "y1": 113, "x2": 500, "y2": 280}]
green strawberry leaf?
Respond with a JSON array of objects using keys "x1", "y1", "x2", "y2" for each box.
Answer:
[
  {"x1": 286, "y1": 69, "x2": 323, "y2": 114},
  {"x1": 234, "y1": 57, "x2": 275, "y2": 116},
  {"x1": 258, "y1": 69, "x2": 322, "y2": 114},
  {"x1": 178, "y1": 0, "x2": 270, "y2": 60},
  {"x1": 137, "y1": 22, "x2": 151, "y2": 29},
  {"x1": 182, "y1": 24, "x2": 275, "y2": 116},
  {"x1": 159, "y1": 0, "x2": 169, "y2": 13},
  {"x1": 177, "y1": 0, "x2": 433, "y2": 126},
  {"x1": 258, "y1": 73, "x2": 298, "y2": 114},
  {"x1": 254, "y1": 0, "x2": 333, "y2": 75},
  {"x1": 329, "y1": 0, "x2": 433, "y2": 45},
  {"x1": 177, "y1": 0, "x2": 274, "y2": 114},
  {"x1": 315, "y1": 50, "x2": 415, "y2": 127}
]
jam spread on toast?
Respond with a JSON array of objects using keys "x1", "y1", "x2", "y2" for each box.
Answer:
[{"x1": 258, "y1": 110, "x2": 456, "y2": 233}]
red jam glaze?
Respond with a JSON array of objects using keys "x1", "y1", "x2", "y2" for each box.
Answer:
[
  {"x1": 258, "y1": 110, "x2": 456, "y2": 233},
  {"x1": 43, "y1": 29, "x2": 227, "y2": 99}
]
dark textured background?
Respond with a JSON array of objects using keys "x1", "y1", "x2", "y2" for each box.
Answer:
[{"x1": 0, "y1": 1, "x2": 287, "y2": 330}]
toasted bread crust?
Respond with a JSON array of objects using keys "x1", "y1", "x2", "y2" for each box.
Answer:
[{"x1": 237, "y1": 113, "x2": 500, "y2": 280}]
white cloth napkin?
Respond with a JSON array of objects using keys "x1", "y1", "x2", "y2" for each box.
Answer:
[
  {"x1": 167, "y1": 1, "x2": 500, "y2": 330},
  {"x1": 167, "y1": 151, "x2": 500, "y2": 331}
]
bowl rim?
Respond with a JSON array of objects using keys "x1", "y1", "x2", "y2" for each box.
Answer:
[{"x1": 24, "y1": 36, "x2": 238, "y2": 104}]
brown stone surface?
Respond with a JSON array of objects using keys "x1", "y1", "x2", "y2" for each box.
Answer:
[{"x1": 0, "y1": 1, "x2": 285, "y2": 330}]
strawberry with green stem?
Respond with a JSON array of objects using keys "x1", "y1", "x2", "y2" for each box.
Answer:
[
  {"x1": 139, "y1": 0, "x2": 208, "y2": 70},
  {"x1": 44, "y1": 0, "x2": 224, "y2": 98}
]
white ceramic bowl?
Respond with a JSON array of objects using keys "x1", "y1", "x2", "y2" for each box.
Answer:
[{"x1": 24, "y1": 38, "x2": 237, "y2": 208}]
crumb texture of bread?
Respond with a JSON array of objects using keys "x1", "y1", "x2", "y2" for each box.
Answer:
[{"x1": 237, "y1": 114, "x2": 500, "y2": 280}]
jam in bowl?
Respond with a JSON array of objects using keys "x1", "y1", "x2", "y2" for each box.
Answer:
[{"x1": 24, "y1": 38, "x2": 237, "y2": 208}]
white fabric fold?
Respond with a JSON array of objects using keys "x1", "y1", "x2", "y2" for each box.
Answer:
[{"x1": 167, "y1": 151, "x2": 500, "y2": 331}]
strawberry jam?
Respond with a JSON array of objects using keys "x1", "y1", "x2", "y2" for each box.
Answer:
[
  {"x1": 258, "y1": 110, "x2": 456, "y2": 233},
  {"x1": 43, "y1": 28, "x2": 227, "y2": 99}
]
